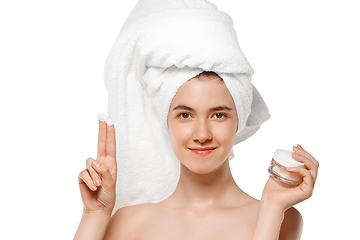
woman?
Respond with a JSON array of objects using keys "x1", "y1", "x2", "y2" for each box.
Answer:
[
  {"x1": 74, "y1": 72, "x2": 318, "y2": 239},
  {"x1": 75, "y1": 0, "x2": 319, "y2": 239}
]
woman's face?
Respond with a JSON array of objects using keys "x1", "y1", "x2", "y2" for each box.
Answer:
[{"x1": 167, "y1": 74, "x2": 238, "y2": 174}]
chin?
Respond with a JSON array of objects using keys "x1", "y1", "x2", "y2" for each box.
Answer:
[
  {"x1": 187, "y1": 165, "x2": 215, "y2": 175},
  {"x1": 182, "y1": 155, "x2": 228, "y2": 175}
]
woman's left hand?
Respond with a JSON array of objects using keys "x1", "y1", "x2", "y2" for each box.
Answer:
[{"x1": 261, "y1": 144, "x2": 319, "y2": 211}]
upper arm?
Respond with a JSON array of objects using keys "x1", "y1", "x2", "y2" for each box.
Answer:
[{"x1": 279, "y1": 207, "x2": 303, "y2": 240}]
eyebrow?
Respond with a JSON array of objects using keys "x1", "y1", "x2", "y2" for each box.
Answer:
[{"x1": 172, "y1": 105, "x2": 233, "y2": 111}]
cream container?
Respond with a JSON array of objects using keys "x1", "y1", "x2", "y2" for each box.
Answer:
[{"x1": 268, "y1": 149, "x2": 304, "y2": 185}]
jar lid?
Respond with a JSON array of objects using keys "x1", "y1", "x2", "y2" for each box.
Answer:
[{"x1": 273, "y1": 149, "x2": 304, "y2": 168}]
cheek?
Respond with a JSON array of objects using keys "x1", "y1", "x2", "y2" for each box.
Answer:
[
  {"x1": 169, "y1": 123, "x2": 192, "y2": 148},
  {"x1": 213, "y1": 121, "x2": 237, "y2": 145}
]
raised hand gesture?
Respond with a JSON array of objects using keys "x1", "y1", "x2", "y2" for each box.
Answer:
[{"x1": 78, "y1": 114, "x2": 117, "y2": 214}]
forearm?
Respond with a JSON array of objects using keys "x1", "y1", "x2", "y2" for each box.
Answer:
[
  {"x1": 252, "y1": 200, "x2": 285, "y2": 240},
  {"x1": 74, "y1": 210, "x2": 111, "y2": 240}
]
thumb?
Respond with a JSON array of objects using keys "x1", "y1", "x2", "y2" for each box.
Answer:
[{"x1": 91, "y1": 161, "x2": 116, "y2": 189}]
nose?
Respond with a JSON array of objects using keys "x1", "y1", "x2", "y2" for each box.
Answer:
[{"x1": 193, "y1": 119, "x2": 212, "y2": 143}]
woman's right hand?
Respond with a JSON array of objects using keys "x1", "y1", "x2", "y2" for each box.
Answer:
[{"x1": 78, "y1": 115, "x2": 117, "y2": 214}]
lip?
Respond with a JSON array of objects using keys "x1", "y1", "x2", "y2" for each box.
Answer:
[{"x1": 188, "y1": 147, "x2": 217, "y2": 156}]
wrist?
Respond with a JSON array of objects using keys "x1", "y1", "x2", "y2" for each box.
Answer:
[
  {"x1": 83, "y1": 208, "x2": 112, "y2": 219},
  {"x1": 74, "y1": 209, "x2": 112, "y2": 240},
  {"x1": 260, "y1": 194, "x2": 288, "y2": 214}
]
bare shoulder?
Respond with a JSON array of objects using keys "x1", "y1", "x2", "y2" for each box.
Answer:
[
  {"x1": 104, "y1": 203, "x2": 158, "y2": 239},
  {"x1": 279, "y1": 207, "x2": 303, "y2": 240}
]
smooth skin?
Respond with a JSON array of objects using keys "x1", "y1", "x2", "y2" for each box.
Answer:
[{"x1": 74, "y1": 73, "x2": 319, "y2": 240}]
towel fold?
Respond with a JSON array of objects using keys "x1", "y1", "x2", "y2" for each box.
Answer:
[{"x1": 104, "y1": 0, "x2": 270, "y2": 212}]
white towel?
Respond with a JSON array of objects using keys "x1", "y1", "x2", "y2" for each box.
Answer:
[{"x1": 103, "y1": 0, "x2": 270, "y2": 212}]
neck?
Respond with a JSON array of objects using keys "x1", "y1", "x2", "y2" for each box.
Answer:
[{"x1": 169, "y1": 158, "x2": 244, "y2": 209}]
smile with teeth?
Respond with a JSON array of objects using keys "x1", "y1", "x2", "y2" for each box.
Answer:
[{"x1": 188, "y1": 147, "x2": 217, "y2": 156}]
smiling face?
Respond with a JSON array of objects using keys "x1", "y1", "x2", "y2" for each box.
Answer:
[{"x1": 167, "y1": 72, "x2": 238, "y2": 174}]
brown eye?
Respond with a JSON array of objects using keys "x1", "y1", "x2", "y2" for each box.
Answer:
[
  {"x1": 179, "y1": 113, "x2": 190, "y2": 119},
  {"x1": 214, "y1": 113, "x2": 226, "y2": 119}
]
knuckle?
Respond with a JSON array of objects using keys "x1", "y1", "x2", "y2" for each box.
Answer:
[
  {"x1": 86, "y1": 158, "x2": 94, "y2": 165},
  {"x1": 86, "y1": 163, "x2": 97, "y2": 174},
  {"x1": 306, "y1": 190, "x2": 313, "y2": 199},
  {"x1": 78, "y1": 170, "x2": 90, "y2": 183},
  {"x1": 78, "y1": 170, "x2": 87, "y2": 178}
]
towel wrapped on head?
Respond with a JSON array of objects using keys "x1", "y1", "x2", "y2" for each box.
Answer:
[{"x1": 104, "y1": 0, "x2": 270, "y2": 212}]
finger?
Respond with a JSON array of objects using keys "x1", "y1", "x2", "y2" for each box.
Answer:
[
  {"x1": 86, "y1": 158, "x2": 102, "y2": 187},
  {"x1": 91, "y1": 161, "x2": 116, "y2": 189},
  {"x1": 78, "y1": 170, "x2": 97, "y2": 191},
  {"x1": 293, "y1": 145, "x2": 319, "y2": 167},
  {"x1": 291, "y1": 153, "x2": 318, "y2": 182},
  {"x1": 287, "y1": 167, "x2": 314, "y2": 197},
  {"x1": 296, "y1": 147, "x2": 319, "y2": 180},
  {"x1": 106, "y1": 122, "x2": 116, "y2": 159},
  {"x1": 97, "y1": 120, "x2": 107, "y2": 159},
  {"x1": 291, "y1": 152, "x2": 317, "y2": 171}
]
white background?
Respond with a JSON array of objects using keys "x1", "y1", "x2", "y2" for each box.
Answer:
[{"x1": 1, "y1": 0, "x2": 359, "y2": 239}]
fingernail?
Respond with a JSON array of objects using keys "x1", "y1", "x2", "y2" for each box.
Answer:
[
  {"x1": 94, "y1": 177, "x2": 101, "y2": 186},
  {"x1": 91, "y1": 184, "x2": 97, "y2": 191},
  {"x1": 92, "y1": 161, "x2": 100, "y2": 168}
]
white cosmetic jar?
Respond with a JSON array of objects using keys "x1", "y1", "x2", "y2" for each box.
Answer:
[{"x1": 268, "y1": 149, "x2": 304, "y2": 185}]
